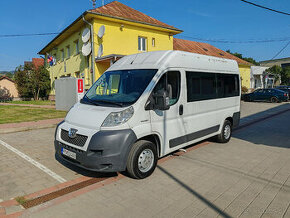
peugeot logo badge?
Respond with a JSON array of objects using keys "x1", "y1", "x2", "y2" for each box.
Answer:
[{"x1": 68, "y1": 128, "x2": 78, "y2": 139}]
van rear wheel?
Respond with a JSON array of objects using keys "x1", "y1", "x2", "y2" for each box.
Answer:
[
  {"x1": 126, "y1": 140, "x2": 158, "y2": 179},
  {"x1": 216, "y1": 120, "x2": 232, "y2": 143}
]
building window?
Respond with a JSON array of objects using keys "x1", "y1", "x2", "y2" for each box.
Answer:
[
  {"x1": 61, "y1": 49, "x2": 64, "y2": 61},
  {"x1": 66, "y1": 46, "x2": 70, "y2": 58},
  {"x1": 75, "y1": 72, "x2": 80, "y2": 78},
  {"x1": 53, "y1": 53, "x2": 57, "y2": 62},
  {"x1": 152, "y1": 38, "x2": 155, "y2": 47},
  {"x1": 74, "y1": 40, "x2": 79, "y2": 55},
  {"x1": 138, "y1": 36, "x2": 147, "y2": 51}
]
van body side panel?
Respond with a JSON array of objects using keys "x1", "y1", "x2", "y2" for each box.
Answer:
[{"x1": 169, "y1": 125, "x2": 220, "y2": 148}]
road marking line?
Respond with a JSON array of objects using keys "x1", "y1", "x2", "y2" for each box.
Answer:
[{"x1": 0, "y1": 139, "x2": 66, "y2": 183}]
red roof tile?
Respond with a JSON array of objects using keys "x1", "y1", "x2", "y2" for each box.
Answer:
[
  {"x1": 0, "y1": 75, "x2": 15, "y2": 83},
  {"x1": 89, "y1": 1, "x2": 181, "y2": 31},
  {"x1": 32, "y1": 58, "x2": 44, "y2": 69},
  {"x1": 173, "y1": 38, "x2": 251, "y2": 66}
]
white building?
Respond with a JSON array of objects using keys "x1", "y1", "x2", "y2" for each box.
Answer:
[{"x1": 250, "y1": 66, "x2": 276, "y2": 89}]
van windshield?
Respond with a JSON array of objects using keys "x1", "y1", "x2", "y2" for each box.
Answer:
[{"x1": 82, "y1": 69, "x2": 157, "y2": 107}]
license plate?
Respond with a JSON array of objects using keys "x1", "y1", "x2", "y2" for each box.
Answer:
[{"x1": 61, "y1": 148, "x2": 76, "y2": 160}]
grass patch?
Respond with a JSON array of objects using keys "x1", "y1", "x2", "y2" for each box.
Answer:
[
  {"x1": 15, "y1": 196, "x2": 28, "y2": 205},
  {"x1": 0, "y1": 105, "x2": 66, "y2": 124},
  {"x1": 5, "y1": 100, "x2": 54, "y2": 105}
]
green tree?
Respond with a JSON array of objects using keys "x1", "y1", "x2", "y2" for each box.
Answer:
[
  {"x1": 265, "y1": 65, "x2": 282, "y2": 82},
  {"x1": 14, "y1": 64, "x2": 32, "y2": 98},
  {"x1": 226, "y1": 50, "x2": 259, "y2": 65},
  {"x1": 0, "y1": 71, "x2": 14, "y2": 79},
  {"x1": 281, "y1": 67, "x2": 290, "y2": 85},
  {"x1": 14, "y1": 63, "x2": 51, "y2": 100},
  {"x1": 265, "y1": 65, "x2": 290, "y2": 85}
]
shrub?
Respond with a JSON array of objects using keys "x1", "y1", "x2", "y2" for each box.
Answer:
[{"x1": 241, "y1": 86, "x2": 248, "y2": 93}]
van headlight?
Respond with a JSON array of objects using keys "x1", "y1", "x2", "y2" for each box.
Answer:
[{"x1": 102, "y1": 106, "x2": 134, "y2": 127}]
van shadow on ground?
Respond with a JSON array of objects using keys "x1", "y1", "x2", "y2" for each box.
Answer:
[{"x1": 233, "y1": 103, "x2": 290, "y2": 148}]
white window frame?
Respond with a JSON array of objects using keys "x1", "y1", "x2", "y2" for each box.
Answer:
[
  {"x1": 138, "y1": 36, "x2": 147, "y2": 52},
  {"x1": 66, "y1": 45, "x2": 70, "y2": 58},
  {"x1": 61, "y1": 49, "x2": 64, "y2": 61},
  {"x1": 75, "y1": 40, "x2": 79, "y2": 55},
  {"x1": 152, "y1": 38, "x2": 156, "y2": 47}
]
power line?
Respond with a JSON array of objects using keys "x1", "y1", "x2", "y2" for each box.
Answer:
[
  {"x1": 1, "y1": 31, "x2": 289, "y2": 44},
  {"x1": 240, "y1": 0, "x2": 290, "y2": 16},
  {"x1": 178, "y1": 35, "x2": 290, "y2": 44},
  {"x1": 271, "y1": 41, "x2": 290, "y2": 60},
  {"x1": 0, "y1": 33, "x2": 59, "y2": 38}
]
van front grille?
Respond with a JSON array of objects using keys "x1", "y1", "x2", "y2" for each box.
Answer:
[{"x1": 61, "y1": 129, "x2": 88, "y2": 147}]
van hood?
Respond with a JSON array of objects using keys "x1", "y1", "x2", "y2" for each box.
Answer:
[{"x1": 65, "y1": 102, "x2": 124, "y2": 130}]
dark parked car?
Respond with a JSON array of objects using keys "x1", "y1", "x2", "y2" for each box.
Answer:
[
  {"x1": 275, "y1": 86, "x2": 290, "y2": 96},
  {"x1": 243, "y1": 88, "x2": 289, "y2": 103}
]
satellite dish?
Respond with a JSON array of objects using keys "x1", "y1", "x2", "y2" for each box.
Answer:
[
  {"x1": 98, "y1": 25, "x2": 105, "y2": 38},
  {"x1": 97, "y1": 44, "x2": 103, "y2": 58},
  {"x1": 82, "y1": 42, "x2": 92, "y2": 56},
  {"x1": 82, "y1": 28, "x2": 91, "y2": 43}
]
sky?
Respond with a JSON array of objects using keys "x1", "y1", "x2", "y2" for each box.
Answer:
[{"x1": 0, "y1": 0, "x2": 289, "y2": 71}]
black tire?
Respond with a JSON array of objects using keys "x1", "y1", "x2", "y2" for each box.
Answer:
[
  {"x1": 126, "y1": 140, "x2": 158, "y2": 179},
  {"x1": 216, "y1": 120, "x2": 232, "y2": 143},
  {"x1": 245, "y1": 96, "x2": 252, "y2": 102},
  {"x1": 271, "y1": 97, "x2": 278, "y2": 103}
]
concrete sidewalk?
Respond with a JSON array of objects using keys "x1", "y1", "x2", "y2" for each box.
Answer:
[
  {"x1": 0, "y1": 101, "x2": 289, "y2": 217},
  {"x1": 22, "y1": 110, "x2": 290, "y2": 218}
]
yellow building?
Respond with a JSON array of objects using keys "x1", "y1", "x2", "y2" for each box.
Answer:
[
  {"x1": 173, "y1": 38, "x2": 252, "y2": 89},
  {"x1": 0, "y1": 76, "x2": 19, "y2": 100},
  {"x1": 39, "y1": 1, "x2": 182, "y2": 97}
]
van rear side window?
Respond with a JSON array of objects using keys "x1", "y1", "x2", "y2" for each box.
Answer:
[{"x1": 186, "y1": 72, "x2": 239, "y2": 102}]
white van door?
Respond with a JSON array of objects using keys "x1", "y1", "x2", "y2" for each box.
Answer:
[
  {"x1": 182, "y1": 71, "x2": 219, "y2": 142},
  {"x1": 149, "y1": 70, "x2": 186, "y2": 156}
]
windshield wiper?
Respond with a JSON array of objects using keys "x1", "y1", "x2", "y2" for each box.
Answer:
[
  {"x1": 94, "y1": 100, "x2": 124, "y2": 107},
  {"x1": 81, "y1": 95, "x2": 100, "y2": 106}
]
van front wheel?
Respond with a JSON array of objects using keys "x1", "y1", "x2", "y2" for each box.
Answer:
[
  {"x1": 216, "y1": 120, "x2": 232, "y2": 143},
  {"x1": 126, "y1": 140, "x2": 158, "y2": 179}
]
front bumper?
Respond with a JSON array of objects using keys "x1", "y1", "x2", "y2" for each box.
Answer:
[{"x1": 55, "y1": 129, "x2": 137, "y2": 172}]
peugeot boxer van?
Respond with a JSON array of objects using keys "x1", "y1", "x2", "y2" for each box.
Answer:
[{"x1": 55, "y1": 50, "x2": 240, "y2": 179}]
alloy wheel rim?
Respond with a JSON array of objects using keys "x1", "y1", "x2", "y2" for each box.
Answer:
[
  {"x1": 224, "y1": 125, "x2": 231, "y2": 140},
  {"x1": 138, "y1": 149, "x2": 154, "y2": 173}
]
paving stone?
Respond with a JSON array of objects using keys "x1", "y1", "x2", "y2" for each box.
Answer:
[{"x1": 0, "y1": 101, "x2": 289, "y2": 217}]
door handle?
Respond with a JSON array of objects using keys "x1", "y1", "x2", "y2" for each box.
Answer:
[{"x1": 179, "y1": 104, "x2": 183, "y2": 115}]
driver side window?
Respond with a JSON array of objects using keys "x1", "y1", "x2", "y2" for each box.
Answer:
[{"x1": 153, "y1": 71, "x2": 180, "y2": 106}]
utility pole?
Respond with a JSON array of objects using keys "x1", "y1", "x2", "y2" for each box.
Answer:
[{"x1": 91, "y1": 0, "x2": 96, "y2": 9}]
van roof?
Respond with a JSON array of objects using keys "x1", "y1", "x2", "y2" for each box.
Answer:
[{"x1": 108, "y1": 50, "x2": 239, "y2": 73}]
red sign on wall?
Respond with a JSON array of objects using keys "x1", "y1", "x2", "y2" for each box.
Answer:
[{"x1": 77, "y1": 79, "x2": 83, "y2": 93}]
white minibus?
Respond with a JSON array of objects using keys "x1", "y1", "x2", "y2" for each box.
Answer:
[{"x1": 55, "y1": 50, "x2": 241, "y2": 179}]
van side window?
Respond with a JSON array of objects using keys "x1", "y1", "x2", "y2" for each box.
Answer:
[
  {"x1": 153, "y1": 71, "x2": 180, "y2": 106},
  {"x1": 186, "y1": 72, "x2": 216, "y2": 101},
  {"x1": 217, "y1": 74, "x2": 239, "y2": 98},
  {"x1": 186, "y1": 72, "x2": 239, "y2": 102}
]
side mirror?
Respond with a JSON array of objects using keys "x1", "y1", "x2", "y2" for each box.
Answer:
[{"x1": 153, "y1": 89, "x2": 170, "y2": 111}]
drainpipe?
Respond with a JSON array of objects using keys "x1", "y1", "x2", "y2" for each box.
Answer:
[{"x1": 82, "y1": 15, "x2": 95, "y2": 85}]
